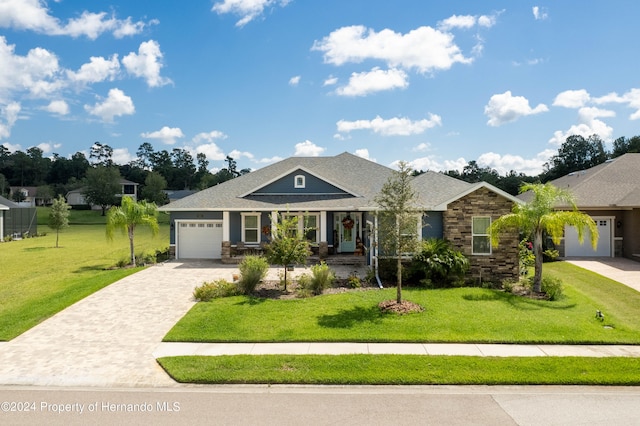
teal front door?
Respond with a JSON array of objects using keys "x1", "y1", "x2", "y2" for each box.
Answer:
[{"x1": 337, "y1": 213, "x2": 357, "y2": 253}]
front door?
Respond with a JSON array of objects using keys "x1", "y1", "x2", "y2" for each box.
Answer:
[{"x1": 336, "y1": 213, "x2": 358, "y2": 253}]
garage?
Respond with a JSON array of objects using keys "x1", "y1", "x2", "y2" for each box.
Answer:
[
  {"x1": 176, "y1": 220, "x2": 223, "y2": 259},
  {"x1": 564, "y1": 217, "x2": 612, "y2": 257}
]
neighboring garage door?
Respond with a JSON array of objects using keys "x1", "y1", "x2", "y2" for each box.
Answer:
[
  {"x1": 177, "y1": 221, "x2": 223, "y2": 259},
  {"x1": 564, "y1": 217, "x2": 612, "y2": 257}
]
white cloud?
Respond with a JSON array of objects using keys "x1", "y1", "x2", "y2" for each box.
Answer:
[
  {"x1": 192, "y1": 130, "x2": 228, "y2": 144},
  {"x1": 67, "y1": 54, "x2": 120, "y2": 84},
  {"x1": 0, "y1": 0, "x2": 149, "y2": 39},
  {"x1": 312, "y1": 25, "x2": 473, "y2": 74},
  {"x1": 294, "y1": 140, "x2": 325, "y2": 156},
  {"x1": 477, "y1": 150, "x2": 556, "y2": 176},
  {"x1": 553, "y1": 89, "x2": 590, "y2": 108},
  {"x1": 405, "y1": 156, "x2": 467, "y2": 173},
  {"x1": 437, "y1": 15, "x2": 477, "y2": 31},
  {"x1": 0, "y1": 37, "x2": 63, "y2": 100},
  {"x1": 212, "y1": 0, "x2": 291, "y2": 27},
  {"x1": 112, "y1": 147, "x2": 134, "y2": 164},
  {"x1": 122, "y1": 40, "x2": 171, "y2": 88},
  {"x1": 337, "y1": 114, "x2": 442, "y2": 136},
  {"x1": 196, "y1": 143, "x2": 226, "y2": 161},
  {"x1": 44, "y1": 100, "x2": 69, "y2": 115},
  {"x1": 289, "y1": 75, "x2": 301, "y2": 86},
  {"x1": 84, "y1": 88, "x2": 134, "y2": 122},
  {"x1": 1, "y1": 141, "x2": 22, "y2": 152},
  {"x1": 412, "y1": 142, "x2": 431, "y2": 152},
  {"x1": 140, "y1": 126, "x2": 184, "y2": 145},
  {"x1": 323, "y1": 76, "x2": 338, "y2": 86},
  {"x1": 354, "y1": 148, "x2": 375, "y2": 162},
  {"x1": 335, "y1": 67, "x2": 408, "y2": 97},
  {"x1": 484, "y1": 91, "x2": 548, "y2": 126},
  {"x1": 0, "y1": 102, "x2": 21, "y2": 139},
  {"x1": 35, "y1": 142, "x2": 59, "y2": 154},
  {"x1": 532, "y1": 6, "x2": 549, "y2": 20},
  {"x1": 548, "y1": 106, "x2": 615, "y2": 145}
]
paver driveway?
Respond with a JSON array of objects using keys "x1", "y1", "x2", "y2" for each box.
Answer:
[{"x1": 0, "y1": 261, "x2": 221, "y2": 387}]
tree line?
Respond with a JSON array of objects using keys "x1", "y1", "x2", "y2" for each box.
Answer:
[
  {"x1": 1, "y1": 133, "x2": 639, "y2": 204},
  {"x1": 0, "y1": 141, "x2": 250, "y2": 204}
]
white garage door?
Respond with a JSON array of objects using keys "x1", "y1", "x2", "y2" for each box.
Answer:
[
  {"x1": 564, "y1": 218, "x2": 611, "y2": 257},
  {"x1": 177, "y1": 221, "x2": 223, "y2": 259}
]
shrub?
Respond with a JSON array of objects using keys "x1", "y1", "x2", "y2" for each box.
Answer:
[
  {"x1": 296, "y1": 273, "x2": 313, "y2": 298},
  {"x1": 543, "y1": 249, "x2": 560, "y2": 263},
  {"x1": 519, "y1": 240, "x2": 535, "y2": 276},
  {"x1": 298, "y1": 262, "x2": 335, "y2": 296},
  {"x1": 135, "y1": 251, "x2": 157, "y2": 266},
  {"x1": 410, "y1": 239, "x2": 469, "y2": 287},
  {"x1": 193, "y1": 279, "x2": 238, "y2": 301},
  {"x1": 347, "y1": 273, "x2": 362, "y2": 288},
  {"x1": 238, "y1": 255, "x2": 269, "y2": 294},
  {"x1": 541, "y1": 275, "x2": 564, "y2": 300}
]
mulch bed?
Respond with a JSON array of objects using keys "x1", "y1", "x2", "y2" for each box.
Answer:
[
  {"x1": 378, "y1": 299, "x2": 425, "y2": 314},
  {"x1": 252, "y1": 279, "x2": 378, "y2": 300}
]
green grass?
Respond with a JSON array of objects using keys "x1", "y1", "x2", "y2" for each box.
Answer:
[
  {"x1": 0, "y1": 220, "x2": 169, "y2": 340},
  {"x1": 164, "y1": 262, "x2": 640, "y2": 344},
  {"x1": 37, "y1": 206, "x2": 170, "y2": 225},
  {"x1": 157, "y1": 355, "x2": 640, "y2": 385}
]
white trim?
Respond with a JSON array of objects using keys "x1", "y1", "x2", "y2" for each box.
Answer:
[
  {"x1": 472, "y1": 216, "x2": 492, "y2": 255},
  {"x1": 222, "y1": 211, "x2": 230, "y2": 241},
  {"x1": 320, "y1": 211, "x2": 327, "y2": 242},
  {"x1": 294, "y1": 174, "x2": 305, "y2": 188},
  {"x1": 241, "y1": 212, "x2": 261, "y2": 244}
]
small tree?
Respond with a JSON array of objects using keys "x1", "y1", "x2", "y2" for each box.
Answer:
[
  {"x1": 489, "y1": 183, "x2": 598, "y2": 293},
  {"x1": 106, "y1": 197, "x2": 159, "y2": 266},
  {"x1": 374, "y1": 161, "x2": 421, "y2": 304},
  {"x1": 49, "y1": 194, "x2": 70, "y2": 248},
  {"x1": 264, "y1": 213, "x2": 310, "y2": 291}
]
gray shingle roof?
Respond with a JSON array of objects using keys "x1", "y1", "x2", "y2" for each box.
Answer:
[
  {"x1": 546, "y1": 153, "x2": 640, "y2": 208},
  {"x1": 159, "y1": 152, "x2": 515, "y2": 212}
]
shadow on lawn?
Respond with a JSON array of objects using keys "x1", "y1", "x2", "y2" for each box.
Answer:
[
  {"x1": 462, "y1": 290, "x2": 576, "y2": 311},
  {"x1": 317, "y1": 305, "x2": 383, "y2": 329}
]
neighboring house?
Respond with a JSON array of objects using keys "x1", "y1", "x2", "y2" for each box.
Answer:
[
  {"x1": 0, "y1": 195, "x2": 37, "y2": 241},
  {"x1": 8, "y1": 187, "x2": 40, "y2": 207},
  {"x1": 541, "y1": 153, "x2": 640, "y2": 259},
  {"x1": 159, "y1": 152, "x2": 522, "y2": 283},
  {"x1": 66, "y1": 178, "x2": 139, "y2": 209}
]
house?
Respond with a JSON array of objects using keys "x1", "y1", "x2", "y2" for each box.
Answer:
[
  {"x1": 543, "y1": 153, "x2": 640, "y2": 259},
  {"x1": 0, "y1": 195, "x2": 37, "y2": 241},
  {"x1": 159, "y1": 152, "x2": 522, "y2": 283},
  {"x1": 66, "y1": 178, "x2": 139, "y2": 209}
]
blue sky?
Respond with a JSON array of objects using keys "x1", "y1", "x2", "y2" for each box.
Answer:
[{"x1": 1, "y1": 0, "x2": 640, "y2": 176}]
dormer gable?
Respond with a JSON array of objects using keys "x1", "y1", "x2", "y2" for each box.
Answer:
[{"x1": 239, "y1": 167, "x2": 359, "y2": 198}]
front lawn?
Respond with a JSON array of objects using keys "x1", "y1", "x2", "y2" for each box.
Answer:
[
  {"x1": 158, "y1": 355, "x2": 640, "y2": 385},
  {"x1": 0, "y1": 219, "x2": 169, "y2": 340},
  {"x1": 164, "y1": 262, "x2": 640, "y2": 344}
]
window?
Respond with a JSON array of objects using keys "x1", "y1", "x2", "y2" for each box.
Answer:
[
  {"x1": 241, "y1": 213, "x2": 261, "y2": 244},
  {"x1": 282, "y1": 213, "x2": 319, "y2": 243},
  {"x1": 294, "y1": 175, "x2": 305, "y2": 188},
  {"x1": 472, "y1": 216, "x2": 491, "y2": 255}
]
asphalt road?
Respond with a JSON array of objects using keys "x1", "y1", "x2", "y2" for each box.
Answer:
[{"x1": 2, "y1": 385, "x2": 640, "y2": 425}]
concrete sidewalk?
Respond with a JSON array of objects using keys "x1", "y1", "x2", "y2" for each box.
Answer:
[{"x1": 153, "y1": 342, "x2": 640, "y2": 358}]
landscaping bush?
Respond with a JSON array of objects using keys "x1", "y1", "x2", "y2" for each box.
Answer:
[
  {"x1": 298, "y1": 262, "x2": 336, "y2": 296},
  {"x1": 193, "y1": 279, "x2": 238, "y2": 301},
  {"x1": 238, "y1": 255, "x2": 269, "y2": 295},
  {"x1": 540, "y1": 275, "x2": 564, "y2": 301},
  {"x1": 519, "y1": 240, "x2": 535, "y2": 276},
  {"x1": 543, "y1": 249, "x2": 560, "y2": 262},
  {"x1": 410, "y1": 239, "x2": 469, "y2": 288}
]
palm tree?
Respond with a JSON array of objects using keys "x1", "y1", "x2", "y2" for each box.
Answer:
[
  {"x1": 489, "y1": 183, "x2": 598, "y2": 293},
  {"x1": 106, "y1": 197, "x2": 159, "y2": 266}
]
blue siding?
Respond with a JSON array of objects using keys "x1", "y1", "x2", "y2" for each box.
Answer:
[
  {"x1": 169, "y1": 211, "x2": 222, "y2": 244},
  {"x1": 230, "y1": 211, "x2": 271, "y2": 244},
  {"x1": 253, "y1": 170, "x2": 348, "y2": 195},
  {"x1": 423, "y1": 211, "x2": 443, "y2": 239}
]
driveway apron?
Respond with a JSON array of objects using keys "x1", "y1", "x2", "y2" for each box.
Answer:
[{"x1": 0, "y1": 261, "x2": 221, "y2": 387}]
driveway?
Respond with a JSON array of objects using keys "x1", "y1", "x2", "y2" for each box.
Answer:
[
  {"x1": 565, "y1": 257, "x2": 640, "y2": 293},
  {"x1": 0, "y1": 261, "x2": 368, "y2": 387}
]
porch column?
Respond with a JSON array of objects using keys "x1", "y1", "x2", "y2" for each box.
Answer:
[
  {"x1": 0, "y1": 211, "x2": 3, "y2": 242},
  {"x1": 320, "y1": 210, "x2": 327, "y2": 242},
  {"x1": 222, "y1": 211, "x2": 230, "y2": 241},
  {"x1": 271, "y1": 210, "x2": 278, "y2": 235}
]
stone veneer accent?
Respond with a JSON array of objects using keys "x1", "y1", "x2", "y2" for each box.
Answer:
[{"x1": 443, "y1": 187, "x2": 519, "y2": 284}]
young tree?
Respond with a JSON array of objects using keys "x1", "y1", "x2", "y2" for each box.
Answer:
[
  {"x1": 264, "y1": 213, "x2": 311, "y2": 291},
  {"x1": 106, "y1": 196, "x2": 159, "y2": 266},
  {"x1": 489, "y1": 183, "x2": 598, "y2": 293},
  {"x1": 374, "y1": 161, "x2": 421, "y2": 304},
  {"x1": 49, "y1": 194, "x2": 70, "y2": 248},
  {"x1": 83, "y1": 166, "x2": 121, "y2": 215}
]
